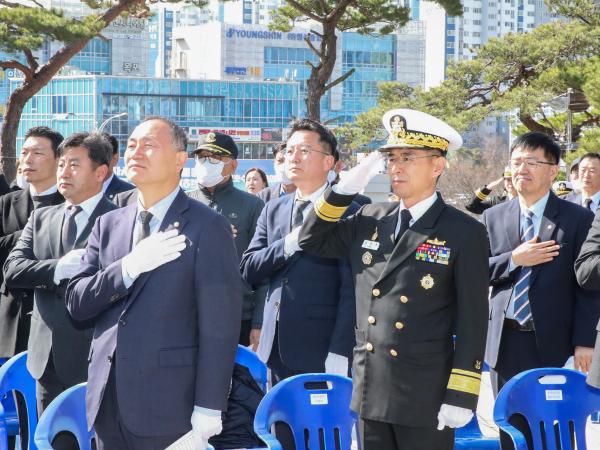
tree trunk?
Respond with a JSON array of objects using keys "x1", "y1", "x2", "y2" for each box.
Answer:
[{"x1": 1, "y1": 87, "x2": 30, "y2": 182}]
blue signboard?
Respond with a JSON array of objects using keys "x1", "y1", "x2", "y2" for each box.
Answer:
[{"x1": 116, "y1": 158, "x2": 276, "y2": 192}]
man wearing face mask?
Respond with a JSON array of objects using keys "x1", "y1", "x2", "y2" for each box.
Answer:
[
  {"x1": 187, "y1": 132, "x2": 266, "y2": 348},
  {"x1": 257, "y1": 143, "x2": 297, "y2": 203}
]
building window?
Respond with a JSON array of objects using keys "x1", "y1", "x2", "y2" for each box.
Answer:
[{"x1": 52, "y1": 95, "x2": 67, "y2": 114}]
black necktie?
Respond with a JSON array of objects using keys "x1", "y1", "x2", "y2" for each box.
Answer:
[
  {"x1": 135, "y1": 211, "x2": 153, "y2": 245},
  {"x1": 292, "y1": 199, "x2": 310, "y2": 229},
  {"x1": 396, "y1": 209, "x2": 413, "y2": 241},
  {"x1": 584, "y1": 198, "x2": 593, "y2": 210},
  {"x1": 61, "y1": 205, "x2": 82, "y2": 252}
]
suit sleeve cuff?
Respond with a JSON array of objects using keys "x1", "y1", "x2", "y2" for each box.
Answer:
[{"x1": 314, "y1": 187, "x2": 355, "y2": 222}]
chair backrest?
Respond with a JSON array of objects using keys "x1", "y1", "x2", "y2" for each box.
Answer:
[
  {"x1": 34, "y1": 383, "x2": 94, "y2": 450},
  {"x1": 235, "y1": 345, "x2": 268, "y2": 392},
  {"x1": 493, "y1": 368, "x2": 600, "y2": 450},
  {"x1": 0, "y1": 352, "x2": 37, "y2": 450},
  {"x1": 254, "y1": 373, "x2": 356, "y2": 450}
]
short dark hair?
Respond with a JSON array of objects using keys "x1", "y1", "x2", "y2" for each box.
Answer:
[
  {"x1": 579, "y1": 152, "x2": 600, "y2": 165},
  {"x1": 287, "y1": 118, "x2": 338, "y2": 159},
  {"x1": 245, "y1": 167, "x2": 269, "y2": 187},
  {"x1": 142, "y1": 116, "x2": 187, "y2": 152},
  {"x1": 102, "y1": 132, "x2": 119, "y2": 155},
  {"x1": 272, "y1": 142, "x2": 286, "y2": 157},
  {"x1": 58, "y1": 132, "x2": 112, "y2": 168},
  {"x1": 24, "y1": 126, "x2": 64, "y2": 157},
  {"x1": 509, "y1": 132, "x2": 561, "y2": 164}
]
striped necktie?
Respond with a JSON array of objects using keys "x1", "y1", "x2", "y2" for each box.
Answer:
[{"x1": 513, "y1": 209, "x2": 534, "y2": 325}]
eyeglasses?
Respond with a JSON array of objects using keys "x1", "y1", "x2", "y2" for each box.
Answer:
[
  {"x1": 509, "y1": 159, "x2": 556, "y2": 170},
  {"x1": 195, "y1": 155, "x2": 231, "y2": 165},
  {"x1": 285, "y1": 145, "x2": 332, "y2": 158},
  {"x1": 385, "y1": 154, "x2": 441, "y2": 165}
]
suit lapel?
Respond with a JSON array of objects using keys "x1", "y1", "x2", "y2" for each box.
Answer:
[
  {"x1": 282, "y1": 195, "x2": 294, "y2": 237},
  {"x1": 529, "y1": 193, "x2": 559, "y2": 286},
  {"x1": 375, "y1": 198, "x2": 445, "y2": 285},
  {"x1": 48, "y1": 206, "x2": 65, "y2": 259},
  {"x1": 373, "y1": 205, "x2": 399, "y2": 258},
  {"x1": 504, "y1": 198, "x2": 521, "y2": 251},
  {"x1": 124, "y1": 190, "x2": 190, "y2": 310},
  {"x1": 74, "y1": 197, "x2": 116, "y2": 249}
]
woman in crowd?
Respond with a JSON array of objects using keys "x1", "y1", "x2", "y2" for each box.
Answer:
[{"x1": 244, "y1": 167, "x2": 268, "y2": 195}]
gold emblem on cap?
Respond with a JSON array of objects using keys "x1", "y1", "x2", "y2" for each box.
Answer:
[
  {"x1": 420, "y1": 274, "x2": 434, "y2": 290},
  {"x1": 205, "y1": 132, "x2": 216, "y2": 143},
  {"x1": 362, "y1": 251, "x2": 373, "y2": 265}
]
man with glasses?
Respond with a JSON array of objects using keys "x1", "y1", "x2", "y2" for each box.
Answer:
[
  {"x1": 241, "y1": 119, "x2": 357, "y2": 387},
  {"x1": 565, "y1": 153, "x2": 600, "y2": 210},
  {"x1": 298, "y1": 109, "x2": 488, "y2": 450},
  {"x1": 482, "y1": 132, "x2": 600, "y2": 448},
  {"x1": 188, "y1": 132, "x2": 266, "y2": 348}
]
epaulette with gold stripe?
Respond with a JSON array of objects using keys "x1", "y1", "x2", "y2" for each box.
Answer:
[
  {"x1": 315, "y1": 196, "x2": 348, "y2": 222},
  {"x1": 447, "y1": 368, "x2": 481, "y2": 396}
]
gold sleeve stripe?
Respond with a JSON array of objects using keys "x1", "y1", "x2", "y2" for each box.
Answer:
[
  {"x1": 451, "y1": 368, "x2": 481, "y2": 380},
  {"x1": 314, "y1": 197, "x2": 347, "y2": 222},
  {"x1": 475, "y1": 190, "x2": 488, "y2": 201},
  {"x1": 447, "y1": 374, "x2": 481, "y2": 396}
]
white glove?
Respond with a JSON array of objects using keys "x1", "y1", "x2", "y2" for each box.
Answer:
[
  {"x1": 191, "y1": 408, "x2": 223, "y2": 450},
  {"x1": 284, "y1": 227, "x2": 301, "y2": 257},
  {"x1": 436, "y1": 403, "x2": 473, "y2": 430},
  {"x1": 325, "y1": 352, "x2": 349, "y2": 376},
  {"x1": 335, "y1": 151, "x2": 384, "y2": 195},
  {"x1": 53, "y1": 249, "x2": 86, "y2": 284},
  {"x1": 122, "y1": 229, "x2": 186, "y2": 280}
]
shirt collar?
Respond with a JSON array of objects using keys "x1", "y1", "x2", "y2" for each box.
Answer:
[
  {"x1": 102, "y1": 174, "x2": 114, "y2": 193},
  {"x1": 30, "y1": 184, "x2": 58, "y2": 196},
  {"x1": 583, "y1": 190, "x2": 600, "y2": 206},
  {"x1": 399, "y1": 191, "x2": 438, "y2": 223},
  {"x1": 65, "y1": 190, "x2": 104, "y2": 217},
  {"x1": 295, "y1": 182, "x2": 328, "y2": 205},
  {"x1": 137, "y1": 186, "x2": 181, "y2": 224},
  {"x1": 519, "y1": 191, "x2": 550, "y2": 218}
]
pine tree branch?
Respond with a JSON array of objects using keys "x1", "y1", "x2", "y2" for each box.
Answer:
[{"x1": 0, "y1": 60, "x2": 33, "y2": 81}]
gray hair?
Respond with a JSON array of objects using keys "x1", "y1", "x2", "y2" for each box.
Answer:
[{"x1": 142, "y1": 116, "x2": 188, "y2": 152}]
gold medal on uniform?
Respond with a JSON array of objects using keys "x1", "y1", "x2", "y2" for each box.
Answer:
[
  {"x1": 420, "y1": 274, "x2": 434, "y2": 289},
  {"x1": 362, "y1": 251, "x2": 373, "y2": 265}
]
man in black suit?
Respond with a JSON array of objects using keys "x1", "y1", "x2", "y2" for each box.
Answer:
[
  {"x1": 101, "y1": 133, "x2": 135, "y2": 202},
  {"x1": 4, "y1": 133, "x2": 116, "y2": 449},
  {"x1": 482, "y1": 133, "x2": 599, "y2": 396},
  {"x1": 298, "y1": 109, "x2": 488, "y2": 450},
  {"x1": 564, "y1": 153, "x2": 600, "y2": 210},
  {"x1": 0, "y1": 126, "x2": 65, "y2": 360}
]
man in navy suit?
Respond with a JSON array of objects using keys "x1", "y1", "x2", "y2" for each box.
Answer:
[
  {"x1": 483, "y1": 132, "x2": 600, "y2": 394},
  {"x1": 241, "y1": 119, "x2": 356, "y2": 384},
  {"x1": 66, "y1": 117, "x2": 243, "y2": 449},
  {"x1": 564, "y1": 152, "x2": 600, "y2": 210},
  {"x1": 100, "y1": 133, "x2": 135, "y2": 202}
]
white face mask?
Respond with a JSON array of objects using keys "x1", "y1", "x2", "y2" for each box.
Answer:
[
  {"x1": 195, "y1": 159, "x2": 224, "y2": 188},
  {"x1": 275, "y1": 163, "x2": 293, "y2": 185},
  {"x1": 327, "y1": 169, "x2": 337, "y2": 184},
  {"x1": 16, "y1": 173, "x2": 30, "y2": 190}
]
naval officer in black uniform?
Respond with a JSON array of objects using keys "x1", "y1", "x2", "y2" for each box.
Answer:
[{"x1": 298, "y1": 109, "x2": 489, "y2": 450}]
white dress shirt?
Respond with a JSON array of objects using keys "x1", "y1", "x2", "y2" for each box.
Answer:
[
  {"x1": 393, "y1": 191, "x2": 438, "y2": 238},
  {"x1": 30, "y1": 184, "x2": 58, "y2": 196},
  {"x1": 581, "y1": 190, "x2": 600, "y2": 211}
]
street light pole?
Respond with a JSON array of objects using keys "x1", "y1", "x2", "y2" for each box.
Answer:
[{"x1": 98, "y1": 112, "x2": 127, "y2": 132}]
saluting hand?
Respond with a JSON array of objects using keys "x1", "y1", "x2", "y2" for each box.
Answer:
[{"x1": 511, "y1": 237, "x2": 560, "y2": 267}]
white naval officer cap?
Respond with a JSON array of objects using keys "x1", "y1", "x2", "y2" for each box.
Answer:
[{"x1": 380, "y1": 108, "x2": 463, "y2": 153}]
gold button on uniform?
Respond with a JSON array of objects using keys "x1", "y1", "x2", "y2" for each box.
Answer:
[
  {"x1": 366, "y1": 343, "x2": 374, "y2": 352},
  {"x1": 390, "y1": 349, "x2": 398, "y2": 357},
  {"x1": 395, "y1": 322, "x2": 404, "y2": 330},
  {"x1": 368, "y1": 316, "x2": 376, "y2": 325},
  {"x1": 400, "y1": 295, "x2": 408, "y2": 303},
  {"x1": 372, "y1": 288, "x2": 381, "y2": 297}
]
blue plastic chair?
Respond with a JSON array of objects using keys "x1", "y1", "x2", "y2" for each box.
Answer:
[
  {"x1": 0, "y1": 357, "x2": 19, "y2": 441},
  {"x1": 0, "y1": 352, "x2": 37, "y2": 450},
  {"x1": 494, "y1": 368, "x2": 600, "y2": 450},
  {"x1": 254, "y1": 373, "x2": 356, "y2": 450},
  {"x1": 454, "y1": 414, "x2": 500, "y2": 449},
  {"x1": 34, "y1": 383, "x2": 94, "y2": 450},
  {"x1": 235, "y1": 345, "x2": 268, "y2": 392}
]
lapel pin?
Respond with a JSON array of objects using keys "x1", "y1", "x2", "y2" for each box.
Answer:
[
  {"x1": 174, "y1": 221, "x2": 180, "y2": 228},
  {"x1": 362, "y1": 251, "x2": 373, "y2": 265},
  {"x1": 371, "y1": 228, "x2": 378, "y2": 241},
  {"x1": 420, "y1": 274, "x2": 434, "y2": 290}
]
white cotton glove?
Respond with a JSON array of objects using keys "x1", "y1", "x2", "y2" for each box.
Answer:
[
  {"x1": 122, "y1": 229, "x2": 186, "y2": 281},
  {"x1": 284, "y1": 227, "x2": 302, "y2": 257},
  {"x1": 325, "y1": 352, "x2": 349, "y2": 376},
  {"x1": 335, "y1": 151, "x2": 384, "y2": 195},
  {"x1": 191, "y1": 408, "x2": 223, "y2": 450},
  {"x1": 436, "y1": 404, "x2": 473, "y2": 430},
  {"x1": 53, "y1": 249, "x2": 86, "y2": 284}
]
